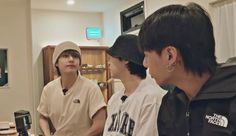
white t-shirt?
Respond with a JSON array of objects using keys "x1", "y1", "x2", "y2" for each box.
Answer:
[
  {"x1": 103, "y1": 79, "x2": 166, "y2": 136},
  {"x1": 37, "y1": 75, "x2": 106, "y2": 136}
]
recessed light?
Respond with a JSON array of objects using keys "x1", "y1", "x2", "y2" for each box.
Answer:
[{"x1": 67, "y1": 0, "x2": 75, "y2": 5}]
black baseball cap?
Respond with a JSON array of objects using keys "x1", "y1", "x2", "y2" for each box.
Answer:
[{"x1": 106, "y1": 34, "x2": 144, "y2": 65}]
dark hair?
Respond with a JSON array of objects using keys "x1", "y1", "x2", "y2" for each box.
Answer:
[
  {"x1": 55, "y1": 49, "x2": 81, "y2": 76},
  {"x1": 139, "y1": 3, "x2": 217, "y2": 76},
  {"x1": 118, "y1": 57, "x2": 147, "y2": 79},
  {"x1": 107, "y1": 34, "x2": 144, "y2": 66}
]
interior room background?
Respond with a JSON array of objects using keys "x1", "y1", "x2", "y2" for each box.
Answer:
[{"x1": 0, "y1": 0, "x2": 235, "y2": 134}]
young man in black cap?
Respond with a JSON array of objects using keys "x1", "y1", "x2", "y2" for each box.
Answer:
[
  {"x1": 138, "y1": 2, "x2": 236, "y2": 136},
  {"x1": 103, "y1": 34, "x2": 166, "y2": 136}
]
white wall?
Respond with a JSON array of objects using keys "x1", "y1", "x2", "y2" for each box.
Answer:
[
  {"x1": 208, "y1": 0, "x2": 236, "y2": 63},
  {"x1": 0, "y1": 0, "x2": 34, "y2": 130},
  {"x1": 146, "y1": 0, "x2": 210, "y2": 16},
  {"x1": 103, "y1": 0, "x2": 211, "y2": 46},
  {"x1": 103, "y1": 0, "x2": 143, "y2": 46},
  {"x1": 31, "y1": 10, "x2": 104, "y2": 46}
]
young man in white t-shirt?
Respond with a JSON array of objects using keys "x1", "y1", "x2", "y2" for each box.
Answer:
[
  {"x1": 37, "y1": 41, "x2": 106, "y2": 136},
  {"x1": 103, "y1": 35, "x2": 166, "y2": 136}
]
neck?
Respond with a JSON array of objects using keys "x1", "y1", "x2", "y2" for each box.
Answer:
[
  {"x1": 61, "y1": 73, "x2": 78, "y2": 90},
  {"x1": 120, "y1": 75, "x2": 142, "y2": 96},
  {"x1": 174, "y1": 72, "x2": 210, "y2": 100}
]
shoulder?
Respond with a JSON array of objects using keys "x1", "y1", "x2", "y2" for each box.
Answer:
[
  {"x1": 197, "y1": 65, "x2": 236, "y2": 99},
  {"x1": 141, "y1": 78, "x2": 166, "y2": 92},
  {"x1": 78, "y1": 76, "x2": 100, "y2": 90},
  {"x1": 160, "y1": 89, "x2": 179, "y2": 109},
  {"x1": 142, "y1": 83, "x2": 166, "y2": 96},
  {"x1": 107, "y1": 91, "x2": 123, "y2": 104},
  {"x1": 43, "y1": 78, "x2": 60, "y2": 92},
  {"x1": 138, "y1": 80, "x2": 167, "y2": 102}
]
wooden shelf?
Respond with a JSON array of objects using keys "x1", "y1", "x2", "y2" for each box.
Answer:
[{"x1": 80, "y1": 68, "x2": 106, "y2": 74}]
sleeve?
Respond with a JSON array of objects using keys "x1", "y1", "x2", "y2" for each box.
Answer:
[
  {"x1": 230, "y1": 96, "x2": 236, "y2": 136},
  {"x1": 102, "y1": 93, "x2": 119, "y2": 135},
  {"x1": 135, "y1": 102, "x2": 159, "y2": 136},
  {"x1": 88, "y1": 84, "x2": 106, "y2": 119},
  {"x1": 37, "y1": 86, "x2": 49, "y2": 117},
  {"x1": 134, "y1": 84, "x2": 166, "y2": 136}
]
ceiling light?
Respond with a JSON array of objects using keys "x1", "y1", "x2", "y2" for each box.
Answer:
[{"x1": 67, "y1": 0, "x2": 75, "y2": 5}]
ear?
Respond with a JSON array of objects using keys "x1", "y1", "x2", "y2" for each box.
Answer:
[{"x1": 163, "y1": 46, "x2": 178, "y2": 64}]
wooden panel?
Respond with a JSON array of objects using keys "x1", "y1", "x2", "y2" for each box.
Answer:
[{"x1": 42, "y1": 46, "x2": 55, "y2": 85}]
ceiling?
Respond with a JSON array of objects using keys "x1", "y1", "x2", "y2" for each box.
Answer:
[{"x1": 31, "y1": 0, "x2": 127, "y2": 12}]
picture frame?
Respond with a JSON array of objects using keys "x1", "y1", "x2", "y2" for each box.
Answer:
[{"x1": 0, "y1": 49, "x2": 8, "y2": 88}]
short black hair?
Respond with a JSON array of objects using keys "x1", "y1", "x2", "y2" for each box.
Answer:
[
  {"x1": 139, "y1": 3, "x2": 217, "y2": 76},
  {"x1": 118, "y1": 57, "x2": 147, "y2": 79}
]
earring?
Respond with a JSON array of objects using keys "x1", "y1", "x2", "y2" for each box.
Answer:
[{"x1": 167, "y1": 62, "x2": 176, "y2": 72}]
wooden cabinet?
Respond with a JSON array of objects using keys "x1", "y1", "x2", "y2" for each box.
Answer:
[{"x1": 42, "y1": 45, "x2": 112, "y2": 102}]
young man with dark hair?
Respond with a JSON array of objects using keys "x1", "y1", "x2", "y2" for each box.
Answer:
[
  {"x1": 37, "y1": 41, "x2": 106, "y2": 136},
  {"x1": 139, "y1": 2, "x2": 236, "y2": 136},
  {"x1": 103, "y1": 34, "x2": 166, "y2": 136}
]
